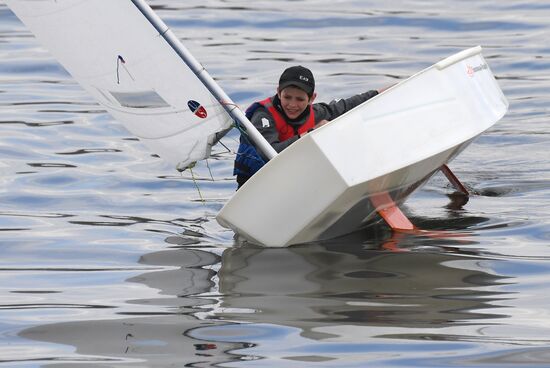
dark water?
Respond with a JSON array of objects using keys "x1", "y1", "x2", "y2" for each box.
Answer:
[{"x1": 1, "y1": 0, "x2": 550, "y2": 366}]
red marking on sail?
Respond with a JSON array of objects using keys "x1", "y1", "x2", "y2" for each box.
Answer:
[{"x1": 187, "y1": 100, "x2": 208, "y2": 119}]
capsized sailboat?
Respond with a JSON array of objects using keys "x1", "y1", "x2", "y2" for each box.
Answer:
[
  {"x1": 218, "y1": 47, "x2": 508, "y2": 246},
  {"x1": 6, "y1": 1, "x2": 508, "y2": 247}
]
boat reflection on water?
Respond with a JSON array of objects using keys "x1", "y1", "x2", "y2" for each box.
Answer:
[
  {"x1": 189, "y1": 232, "x2": 513, "y2": 364},
  {"x1": 19, "y1": 225, "x2": 512, "y2": 366},
  {"x1": 215, "y1": 240, "x2": 508, "y2": 334}
]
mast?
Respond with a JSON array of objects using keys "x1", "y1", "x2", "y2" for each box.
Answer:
[{"x1": 130, "y1": 0, "x2": 277, "y2": 161}]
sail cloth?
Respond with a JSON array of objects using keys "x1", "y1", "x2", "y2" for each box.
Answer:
[{"x1": 6, "y1": 0, "x2": 234, "y2": 170}]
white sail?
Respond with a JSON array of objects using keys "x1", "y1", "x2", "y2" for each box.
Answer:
[{"x1": 6, "y1": 0, "x2": 235, "y2": 170}]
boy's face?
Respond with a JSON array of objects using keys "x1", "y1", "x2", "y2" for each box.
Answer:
[{"x1": 277, "y1": 86, "x2": 316, "y2": 120}]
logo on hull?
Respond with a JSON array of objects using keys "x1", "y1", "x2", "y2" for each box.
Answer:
[{"x1": 467, "y1": 63, "x2": 488, "y2": 77}]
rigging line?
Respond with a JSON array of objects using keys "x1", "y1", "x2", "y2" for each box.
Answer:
[
  {"x1": 187, "y1": 166, "x2": 205, "y2": 204},
  {"x1": 219, "y1": 100, "x2": 240, "y2": 110},
  {"x1": 158, "y1": 26, "x2": 170, "y2": 37},
  {"x1": 116, "y1": 55, "x2": 135, "y2": 84},
  {"x1": 121, "y1": 63, "x2": 135, "y2": 82},
  {"x1": 220, "y1": 102, "x2": 245, "y2": 134},
  {"x1": 116, "y1": 56, "x2": 121, "y2": 84},
  {"x1": 217, "y1": 140, "x2": 232, "y2": 154},
  {"x1": 205, "y1": 159, "x2": 215, "y2": 181},
  {"x1": 234, "y1": 121, "x2": 253, "y2": 147}
]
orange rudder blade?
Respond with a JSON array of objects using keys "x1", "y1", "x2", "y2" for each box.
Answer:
[
  {"x1": 441, "y1": 164, "x2": 469, "y2": 195},
  {"x1": 371, "y1": 192, "x2": 416, "y2": 231},
  {"x1": 371, "y1": 192, "x2": 469, "y2": 242}
]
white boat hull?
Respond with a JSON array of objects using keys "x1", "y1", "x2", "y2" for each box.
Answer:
[{"x1": 217, "y1": 46, "x2": 508, "y2": 247}]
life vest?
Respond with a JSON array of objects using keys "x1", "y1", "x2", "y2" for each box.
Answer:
[
  {"x1": 259, "y1": 97, "x2": 315, "y2": 141},
  {"x1": 233, "y1": 97, "x2": 315, "y2": 184}
]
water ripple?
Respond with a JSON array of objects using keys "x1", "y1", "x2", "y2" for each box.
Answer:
[{"x1": 1, "y1": 0, "x2": 549, "y2": 367}]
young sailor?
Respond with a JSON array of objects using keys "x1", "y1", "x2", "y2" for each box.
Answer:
[{"x1": 234, "y1": 65, "x2": 380, "y2": 188}]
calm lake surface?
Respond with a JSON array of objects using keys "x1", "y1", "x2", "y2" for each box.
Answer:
[{"x1": 1, "y1": 0, "x2": 550, "y2": 366}]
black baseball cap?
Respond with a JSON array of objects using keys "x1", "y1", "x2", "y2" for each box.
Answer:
[{"x1": 278, "y1": 65, "x2": 315, "y2": 96}]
